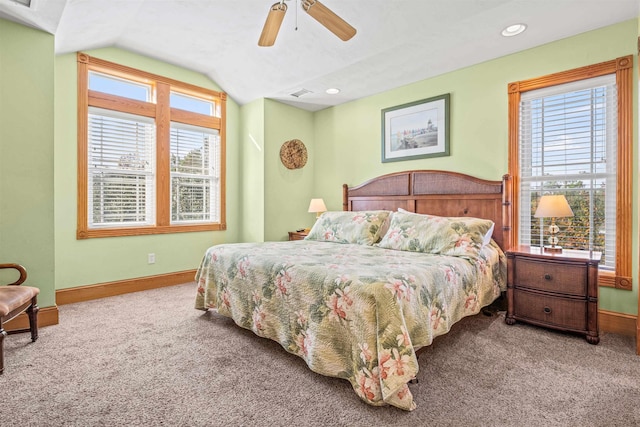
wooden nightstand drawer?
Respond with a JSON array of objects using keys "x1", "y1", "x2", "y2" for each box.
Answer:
[
  {"x1": 288, "y1": 231, "x2": 308, "y2": 241},
  {"x1": 513, "y1": 257, "x2": 586, "y2": 296},
  {"x1": 514, "y1": 289, "x2": 587, "y2": 331}
]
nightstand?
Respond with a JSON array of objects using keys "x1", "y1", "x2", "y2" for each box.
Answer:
[
  {"x1": 505, "y1": 245, "x2": 601, "y2": 344},
  {"x1": 288, "y1": 230, "x2": 308, "y2": 241}
]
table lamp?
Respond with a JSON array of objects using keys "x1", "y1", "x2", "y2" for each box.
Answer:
[
  {"x1": 534, "y1": 194, "x2": 574, "y2": 253},
  {"x1": 308, "y1": 198, "x2": 327, "y2": 218},
  {"x1": 305, "y1": 198, "x2": 327, "y2": 232}
]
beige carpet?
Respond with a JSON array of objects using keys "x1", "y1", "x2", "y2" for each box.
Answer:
[{"x1": 1, "y1": 282, "x2": 638, "y2": 426}]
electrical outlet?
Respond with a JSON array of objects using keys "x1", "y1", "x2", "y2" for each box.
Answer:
[{"x1": 148, "y1": 253, "x2": 155, "y2": 264}]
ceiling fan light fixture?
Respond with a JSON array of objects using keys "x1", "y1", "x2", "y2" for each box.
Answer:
[
  {"x1": 258, "y1": 2, "x2": 288, "y2": 47},
  {"x1": 501, "y1": 23, "x2": 527, "y2": 37},
  {"x1": 301, "y1": 0, "x2": 356, "y2": 41}
]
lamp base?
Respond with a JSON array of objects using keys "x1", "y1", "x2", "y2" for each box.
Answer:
[{"x1": 543, "y1": 245, "x2": 563, "y2": 254}]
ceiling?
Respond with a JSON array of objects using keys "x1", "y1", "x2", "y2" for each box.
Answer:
[{"x1": 1, "y1": 0, "x2": 639, "y2": 112}]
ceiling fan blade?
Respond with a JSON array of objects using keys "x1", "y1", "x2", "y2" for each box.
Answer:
[
  {"x1": 258, "y1": 2, "x2": 288, "y2": 47},
  {"x1": 301, "y1": 0, "x2": 356, "y2": 41}
]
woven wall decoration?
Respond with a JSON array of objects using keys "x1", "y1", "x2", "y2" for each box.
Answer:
[{"x1": 279, "y1": 139, "x2": 308, "y2": 169}]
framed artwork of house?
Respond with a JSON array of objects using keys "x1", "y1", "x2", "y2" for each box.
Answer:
[{"x1": 381, "y1": 93, "x2": 450, "y2": 162}]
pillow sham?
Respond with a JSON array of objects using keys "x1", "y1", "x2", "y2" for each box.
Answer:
[
  {"x1": 304, "y1": 210, "x2": 391, "y2": 245},
  {"x1": 397, "y1": 208, "x2": 494, "y2": 246},
  {"x1": 377, "y1": 210, "x2": 495, "y2": 258}
]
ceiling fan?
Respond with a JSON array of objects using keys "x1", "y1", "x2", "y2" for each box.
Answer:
[{"x1": 258, "y1": 0, "x2": 357, "y2": 47}]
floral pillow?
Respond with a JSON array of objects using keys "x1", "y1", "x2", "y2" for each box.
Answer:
[
  {"x1": 304, "y1": 210, "x2": 391, "y2": 245},
  {"x1": 377, "y1": 210, "x2": 495, "y2": 258},
  {"x1": 397, "y1": 208, "x2": 494, "y2": 246}
]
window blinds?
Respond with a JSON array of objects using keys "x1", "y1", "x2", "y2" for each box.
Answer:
[
  {"x1": 88, "y1": 107, "x2": 156, "y2": 228},
  {"x1": 519, "y1": 75, "x2": 617, "y2": 269},
  {"x1": 170, "y1": 122, "x2": 220, "y2": 223}
]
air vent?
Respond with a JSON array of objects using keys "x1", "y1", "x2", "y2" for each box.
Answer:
[
  {"x1": 290, "y1": 88, "x2": 313, "y2": 98},
  {"x1": 12, "y1": 0, "x2": 32, "y2": 7}
]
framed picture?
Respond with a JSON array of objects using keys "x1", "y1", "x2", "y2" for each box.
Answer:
[{"x1": 381, "y1": 93, "x2": 450, "y2": 163}]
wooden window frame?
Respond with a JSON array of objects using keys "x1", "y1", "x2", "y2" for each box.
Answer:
[
  {"x1": 508, "y1": 55, "x2": 633, "y2": 290},
  {"x1": 77, "y1": 53, "x2": 227, "y2": 239}
]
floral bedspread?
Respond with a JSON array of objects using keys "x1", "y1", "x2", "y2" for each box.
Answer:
[{"x1": 195, "y1": 240, "x2": 506, "y2": 411}]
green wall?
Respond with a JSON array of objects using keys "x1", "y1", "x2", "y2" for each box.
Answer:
[
  {"x1": 310, "y1": 19, "x2": 638, "y2": 315},
  {"x1": 238, "y1": 99, "x2": 315, "y2": 242},
  {"x1": 53, "y1": 47, "x2": 241, "y2": 290},
  {"x1": 0, "y1": 19, "x2": 56, "y2": 307},
  {"x1": 239, "y1": 99, "x2": 266, "y2": 243},
  {"x1": 264, "y1": 100, "x2": 315, "y2": 241}
]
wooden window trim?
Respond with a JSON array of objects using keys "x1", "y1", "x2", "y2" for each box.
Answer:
[
  {"x1": 508, "y1": 55, "x2": 633, "y2": 290},
  {"x1": 77, "y1": 53, "x2": 227, "y2": 239}
]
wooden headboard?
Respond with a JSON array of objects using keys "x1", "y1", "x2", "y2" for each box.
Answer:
[{"x1": 343, "y1": 170, "x2": 512, "y2": 250}]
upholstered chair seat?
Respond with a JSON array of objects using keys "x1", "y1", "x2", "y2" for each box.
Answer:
[{"x1": 0, "y1": 263, "x2": 40, "y2": 374}]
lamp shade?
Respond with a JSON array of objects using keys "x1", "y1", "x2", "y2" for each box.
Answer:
[
  {"x1": 534, "y1": 195, "x2": 574, "y2": 218},
  {"x1": 308, "y1": 198, "x2": 327, "y2": 214}
]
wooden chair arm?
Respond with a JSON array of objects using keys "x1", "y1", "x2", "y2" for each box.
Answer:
[{"x1": 0, "y1": 263, "x2": 28, "y2": 286}]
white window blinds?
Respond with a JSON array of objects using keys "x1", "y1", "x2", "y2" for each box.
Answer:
[
  {"x1": 88, "y1": 107, "x2": 156, "y2": 228},
  {"x1": 170, "y1": 122, "x2": 220, "y2": 224},
  {"x1": 519, "y1": 75, "x2": 617, "y2": 269}
]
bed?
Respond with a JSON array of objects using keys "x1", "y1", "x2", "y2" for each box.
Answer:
[{"x1": 195, "y1": 170, "x2": 513, "y2": 411}]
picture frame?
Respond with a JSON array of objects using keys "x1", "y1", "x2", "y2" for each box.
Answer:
[{"x1": 381, "y1": 93, "x2": 450, "y2": 163}]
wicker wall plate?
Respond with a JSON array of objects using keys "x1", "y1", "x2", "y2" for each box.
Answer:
[{"x1": 280, "y1": 139, "x2": 308, "y2": 169}]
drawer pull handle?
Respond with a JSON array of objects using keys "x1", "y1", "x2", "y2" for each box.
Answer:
[
  {"x1": 544, "y1": 274, "x2": 552, "y2": 281},
  {"x1": 543, "y1": 306, "x2": 552, "y2": 314}
]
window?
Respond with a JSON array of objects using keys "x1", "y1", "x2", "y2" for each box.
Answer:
[
  {"x1": 170, "y1": 123, "x2": 220, "y2": 223},
  {"x1": 89, "y1": 71, "x2": 151, "y2": 102},
  {"x1": 77, "y1": 53, "x2": 227, "y2": 238},
  {"x1": 508, "y1": 56, "x2": 632, "y2": 290},
  {"x1": 519, "y1": 76, "x2": 617, "y2": 268},
  {"x1": 88, "y1": 108, "x2": 156, "y2": 227}
]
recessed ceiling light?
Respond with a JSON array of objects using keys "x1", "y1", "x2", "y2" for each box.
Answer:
[
  {"x1": 325, "y1": 88, "x2": 340, "y2": 95},
  {"x1": 501, "y1": 23, "x2": 527, "y2": 37}
]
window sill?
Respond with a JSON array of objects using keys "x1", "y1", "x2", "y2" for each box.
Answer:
[{"x1": 77, "y1": 223, "x2": 226, "y2": 239}]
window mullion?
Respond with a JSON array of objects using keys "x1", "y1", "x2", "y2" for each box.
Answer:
[{"x1": 156, "y1": 82, "x2": 171, "y2": 226}]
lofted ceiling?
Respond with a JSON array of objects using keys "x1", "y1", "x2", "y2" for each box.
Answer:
[{"x1": 1, "y1": 0, "x2": 639, "y2": 111}]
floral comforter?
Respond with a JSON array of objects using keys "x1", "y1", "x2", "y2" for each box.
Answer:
[{"x1": 195, "y1": 240, "x2": 506, "y2": 411}]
